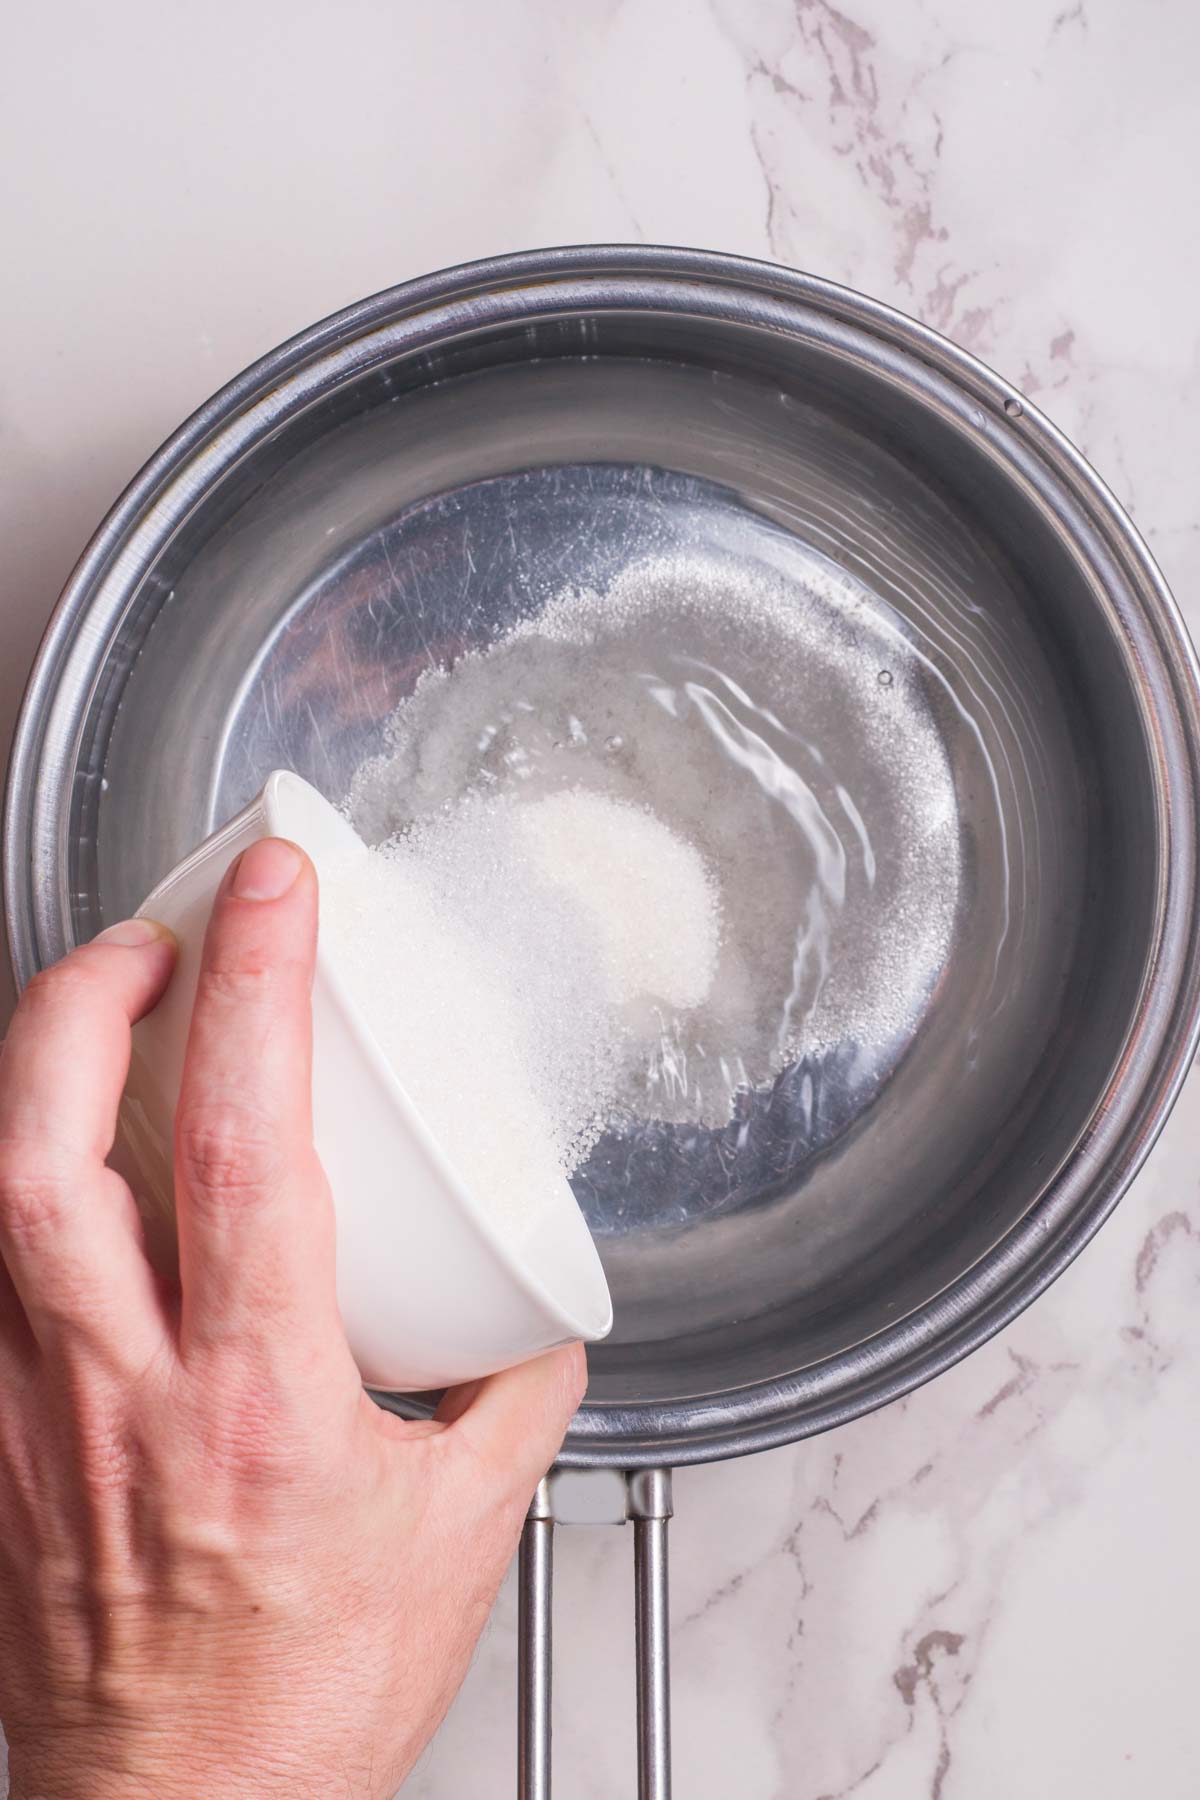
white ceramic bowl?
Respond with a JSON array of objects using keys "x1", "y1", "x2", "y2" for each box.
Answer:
[{"x1": 124, "y1": 770, "x2": 613, "y2": 1389}]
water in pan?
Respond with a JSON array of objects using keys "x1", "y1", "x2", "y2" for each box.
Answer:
[{"x1": 213, "y1": 459, "x2": 1069, "y2": 1242}]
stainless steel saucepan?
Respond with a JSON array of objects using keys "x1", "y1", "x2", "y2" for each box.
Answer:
[{"x1": 7, "y1": 248, "x2": 1200, "y2": 1798}]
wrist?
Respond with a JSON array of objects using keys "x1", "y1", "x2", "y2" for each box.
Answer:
[
  {"x1": 7, "y1": 1738, "x2": 320, "y2": 1800},
  {"x1": 8, "y1": 1746, "x2": 186, "y2": 1800}
]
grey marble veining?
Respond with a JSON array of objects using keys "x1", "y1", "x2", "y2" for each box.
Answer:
[{"x1": 2, "y1": 1, "x2": 1198, "y2": 1795}]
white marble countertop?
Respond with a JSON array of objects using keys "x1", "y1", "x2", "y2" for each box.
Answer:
[{"x1": 3, "y1": 2, "x2": 1198, "y2": 1794}]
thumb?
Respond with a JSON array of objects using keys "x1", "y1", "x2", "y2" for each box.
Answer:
[{"x1": 437, "y1": 1344, "x2": 588, "y2": 1497}]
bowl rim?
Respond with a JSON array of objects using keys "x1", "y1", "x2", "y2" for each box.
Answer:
[{"x1": 7, "y1": 244, "x2": 1200, "y2": 1466}]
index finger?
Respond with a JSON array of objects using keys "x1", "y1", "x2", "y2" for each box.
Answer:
[
  {"x1": 0, "y1": 923, "x2": 176, "y2": 1164},
  {"x1": 0, "y1": 921, "x2": 176, "y2": 1354}
]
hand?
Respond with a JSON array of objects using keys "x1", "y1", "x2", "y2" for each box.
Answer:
[{"x1": 0, "y1": 838, "x2": 584, "y2": 1800}]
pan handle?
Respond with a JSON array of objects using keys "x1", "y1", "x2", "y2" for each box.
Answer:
[
  {"x1": 517, "y1": 1467, "x2": 675, "y2": 1800},
  {"x1": 630, "y1": 1468, "x2": 674, "y2": 1800},
  {"x1": 518, "y1": 1477, "x2": 555, "y2": 1800}
]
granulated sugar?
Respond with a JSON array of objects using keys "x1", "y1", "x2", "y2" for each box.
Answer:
[
  {"x1": 510, "y1": 790, "x2": 719, "y2": 1010},
  {"x1": 320, "y1": 848, "x2": 567, "y2": 1236},
  {"x1": 321, "y1": 788, "x2": 721, "y2": 1228},
  {"x1": 348, "y1": 552, "x2": 961, "y2": 1129}
]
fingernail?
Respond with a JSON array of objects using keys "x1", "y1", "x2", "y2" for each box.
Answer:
[
  {"x1": 232, "y1": 837, "x2": 304, "y2": 901},
  {"x1": 95, "y1": 917, "x2": 168, "y2": 947}
]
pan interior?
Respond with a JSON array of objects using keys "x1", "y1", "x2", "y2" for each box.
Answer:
[{"x1": 84, "y1": 314, "x2": 1154, "y2": 1407}]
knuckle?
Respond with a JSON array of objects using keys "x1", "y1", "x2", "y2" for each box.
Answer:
[
  {"x1": 197, "y1": 1383, "x2": 305, "y2": 1486},
  {"x1": 0, "y1": 1150, "x2": 79, "y2": 1241},
  {"x1": 195, "y1": 954, "x2": 281, "y2": 1010},
  {"x1": 18, "y1": 958, "x2": 102, "y2": 1022},
  {"x1": 176, "y1": 1103, "x2": 287, "y2": 1212}
]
